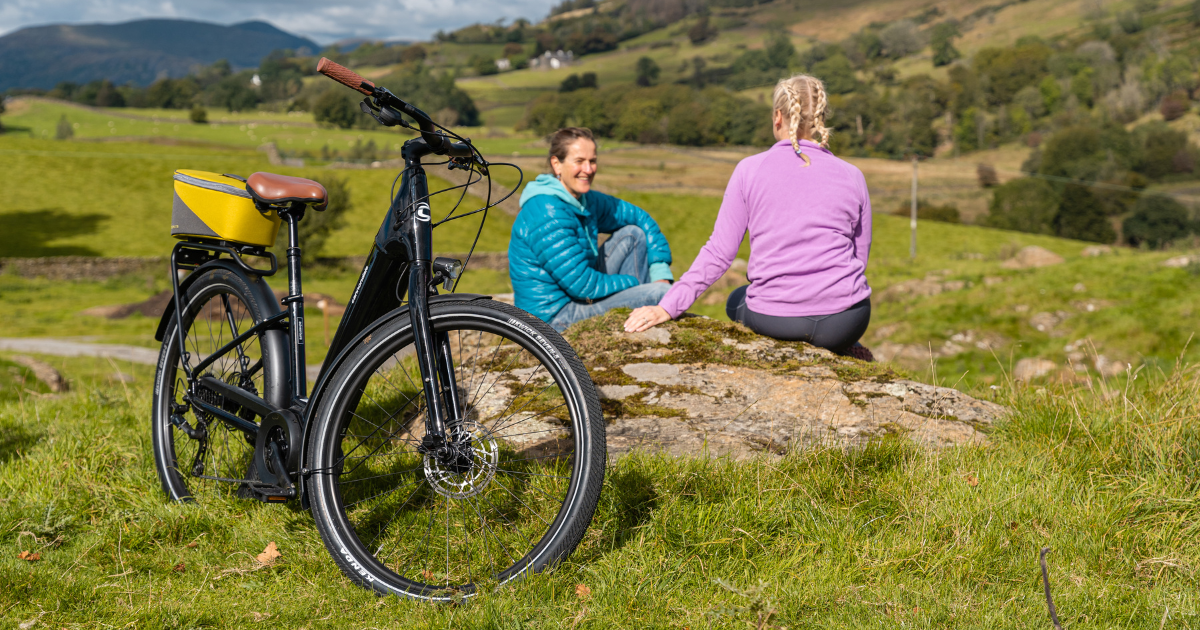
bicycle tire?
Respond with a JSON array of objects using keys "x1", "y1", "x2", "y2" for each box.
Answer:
[
  {"x1": 306, "y1": 299, "x2": 605, "y2": 599},
  {"x1": 151, "y1": 266, "x2": 283, "y2": 502}
]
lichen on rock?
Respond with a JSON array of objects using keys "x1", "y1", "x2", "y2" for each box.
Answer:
[{"x1": 561, "y1": 310, "x2": 1006, "y2": 459}]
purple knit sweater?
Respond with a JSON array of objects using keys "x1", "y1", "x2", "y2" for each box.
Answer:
[{"x1": 659, "y1": 139, "x2": 872, "y2": 319}]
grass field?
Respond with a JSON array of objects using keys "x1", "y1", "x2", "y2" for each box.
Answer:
[{"x1": 2, "y1": 348, "x2": 1199, "y2": 627}]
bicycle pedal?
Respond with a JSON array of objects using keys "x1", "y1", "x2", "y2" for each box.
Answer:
[{"x1": 243, "y1": 484, "x2": 296, "y2": 504}]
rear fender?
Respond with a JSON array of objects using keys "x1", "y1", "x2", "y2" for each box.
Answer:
[{"x1": 155, "y1": 259, "x2": 291, "y2": 410}]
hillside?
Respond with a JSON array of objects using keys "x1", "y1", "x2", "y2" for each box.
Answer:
[{"x1": 0, "y1": 19, "x2": 318, "y2": 91}]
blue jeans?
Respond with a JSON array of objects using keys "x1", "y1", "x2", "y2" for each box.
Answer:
[{"x1": 549, "y1": 226, "x2": 670, "y2": 332}]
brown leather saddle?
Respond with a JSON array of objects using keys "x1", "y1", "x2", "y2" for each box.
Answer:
[{"x1": 245, "y1": 172, "x2": 328, "y2": 211}]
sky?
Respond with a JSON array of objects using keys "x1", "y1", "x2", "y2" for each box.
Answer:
[{"x1": 0, "y1": 0, "x2": 560, "y2": 44}]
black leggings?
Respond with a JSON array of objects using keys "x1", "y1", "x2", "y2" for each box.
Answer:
[{"x1": 725, "y1": 285, "x2": 870, "y2": 354}]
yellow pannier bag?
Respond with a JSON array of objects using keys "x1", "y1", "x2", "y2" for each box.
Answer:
[{"x1": 171, "y1": 170, "x2": 281, "y2": 247}]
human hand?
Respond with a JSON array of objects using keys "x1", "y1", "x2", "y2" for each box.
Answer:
[{"x1": 624, "y1": 305, "x2": 671, "y2": 332}]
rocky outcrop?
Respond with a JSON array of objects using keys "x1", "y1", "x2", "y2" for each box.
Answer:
[
  {"x1": 553, "y1": 312, "x2": 1006, "y2": 460},
  {"x1": 1002, "y1": 245, "x2": 1064, "y2": 269}
]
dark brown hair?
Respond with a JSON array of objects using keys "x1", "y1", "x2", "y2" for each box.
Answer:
[{"x1": 547, "y1": 127, "x2": 596, "y2": 171}]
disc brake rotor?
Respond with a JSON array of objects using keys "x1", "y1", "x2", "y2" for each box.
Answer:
[{"x1": 424, "y1": 422, "x2": 499, "y2": 499}]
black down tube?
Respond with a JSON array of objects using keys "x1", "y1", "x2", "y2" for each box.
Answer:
[{"x1": 318, "y1": 139, "x2": 456, "y2": 442}]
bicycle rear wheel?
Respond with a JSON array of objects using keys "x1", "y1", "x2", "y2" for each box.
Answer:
[
  {"x1": 151, "y1": 266, "x2": 284, "y2": 502},
  {"x1": 306, "y1": 299, "x2": 605, "y2": 599}
]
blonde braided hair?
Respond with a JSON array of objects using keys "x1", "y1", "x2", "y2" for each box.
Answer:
[{"x1": 772, "y1": 74, "x2": 831, "y2": 154}]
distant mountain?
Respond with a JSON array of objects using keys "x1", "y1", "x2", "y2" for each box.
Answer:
[{"x1": 0, "y1": 19, "x2": 319, "y2": 91}]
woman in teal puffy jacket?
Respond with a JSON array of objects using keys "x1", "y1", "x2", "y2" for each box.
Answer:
[{"x1": 509, "y1": 127, "x2": 674, "y2": 331}]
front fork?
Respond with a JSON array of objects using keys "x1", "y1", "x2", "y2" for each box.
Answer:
[{"x1": 408, "y1": 262, "x2": 465, "y2": 452}]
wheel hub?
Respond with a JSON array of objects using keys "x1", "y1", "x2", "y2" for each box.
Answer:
[{"x1": 424, "y1": 422, "x2": 499, "y2": 499}]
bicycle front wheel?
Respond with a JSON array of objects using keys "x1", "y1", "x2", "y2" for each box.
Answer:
[{"x1": 306, "y1": 299, "x2": 605, "y2": 599}]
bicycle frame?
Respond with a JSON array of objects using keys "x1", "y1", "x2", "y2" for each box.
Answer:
[{"x1": 163, "y1": 134, "x2": 478, "y2": 499}]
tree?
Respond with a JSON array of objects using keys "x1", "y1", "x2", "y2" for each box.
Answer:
[
  {"x1": 879, "y1": 20, "x2": 924, "y2": 58},
  {"x1": 973, "y1": 42, "x2": 1052, "y2": 105},
  {"x1": 0, "y1": 94, "x2": 5, "y2": 132},
  {"x1": 930, "y1": 21, "x2": 961, "y2": 67},
  {"x1": 560, "y1": 74, "x2": 582, "y2": 92},
  {"x1": 273, "y1": 174, "x2": 351, "y2": 258},
  {"x1": 94, "y1": 80, "x2": 125, "y2": 108},
  {"x1": 313, "y1": 89, "x2": 358, "y2": 129},
  {"x1": 687, "y1": 15, "x2": 718, "y2": 45},
  {"x1": 471, "y1": 54, "x2": 499, "y2": 76},
  {"x1": 189, "y1": 105, "x2": 208, "y2": 124},
  {"x1": 1070, "y1": 67, "x2": 1095, "y2": 108},
  {"x1": 580, "y1": 72, "x2": 598, "y2": 89},
  {"x1": 765, "y1": 33, "x2": 796, "y2": 70},
  {"x1": 401, "y1": 44, "x2": 427, "y2": 63},
  {"x1": 1039, "y1": 76, "x2": 1062, "y2": 113},
  {"x1": 1123, "y1": 194, "x2": 1193, "y2": 248},
  {"x1": 811, "y1": 54, "x2": 858, "y2": 94},
  {"x1": 636, "y1": 57, "x2": 660, "y2": 87},
  {"x1": 56, "y1": 115, "x2": 74, "y2": 140},
  {"x1": 1136, "y1": 123, "x2": 1190, "y2": 179},
  {"x1": 985, "y1": 178, "x2": 1059, "y2": 234},
  {"x1": 1055, "y1": 184, "x2": 1115, "y2": 243}
]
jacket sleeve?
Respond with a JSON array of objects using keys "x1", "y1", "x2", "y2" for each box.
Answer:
[
  {"x1": 658, "y1": 162, "x2": 750, "y2": 319},
  {"x1": 590, "y1": 192, "x2": 674, "y2": 273},
  {"x1": 527, "y1": 205, "x2": 640, "y2": 301}
]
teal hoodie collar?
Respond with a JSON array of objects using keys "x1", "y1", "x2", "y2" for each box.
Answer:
[{"x1": 519, "y1": 174, "x2": 588, "y2": 215}]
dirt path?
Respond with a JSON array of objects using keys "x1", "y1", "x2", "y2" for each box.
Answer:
[
  {"x1": 0, "y1": 338, "x2": 331, "y2": 381},
  {"x1": 0, "y1": 338, "x2": 160, "y2": 365}
]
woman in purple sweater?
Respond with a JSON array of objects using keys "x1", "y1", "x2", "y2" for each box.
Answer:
[{"x1": 624, "y1": 74, "x2": 873, "y2": 357}]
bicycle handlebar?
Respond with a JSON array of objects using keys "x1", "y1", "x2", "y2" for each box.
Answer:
[
  {"x1": 316, "y1": 58, "x2": 374, "y2": 95},
  {"x1": 317, "y1": 56, "x2": 464, "y2": 156}
]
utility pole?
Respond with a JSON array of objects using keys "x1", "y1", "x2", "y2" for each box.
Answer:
[{"x1": 910, "y1": 155, "x2": 918, "y2": 261}]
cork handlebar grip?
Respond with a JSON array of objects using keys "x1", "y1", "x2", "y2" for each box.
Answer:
[{"x1": 316, "y1": 57, "x2": 374, "y2": 95}]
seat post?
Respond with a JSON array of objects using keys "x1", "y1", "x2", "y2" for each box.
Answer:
[{"x1": 282, "y1": 202, "x2": 307, "y2": 400}]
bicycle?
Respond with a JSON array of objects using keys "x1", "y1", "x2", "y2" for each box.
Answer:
[{"x1": 150, "y1": 58, "x2": 606, "y2": 600}]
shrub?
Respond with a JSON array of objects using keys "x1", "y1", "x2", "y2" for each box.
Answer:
[
  {"x1": 55, "y1": 115, "x2": 73, "y2": 140},
  {"x1": 977, "y1": 163, "x2": 999, "y2": 188},
  {"x1": 189, "y1": 106, "x2": 208, "y2": 124},
  {"x1": 892, "y1": 199, "x2": 961, "y2": 223},
  {"x1": 1123, "y1": 194, "x2": 1193, "y2": 248},
  {"x1": 1055, "y1": 184, "x2": 1115, "y2": 243},
  {"x1": 985, "y1": 178, "x2": 1058, "y2": 234},
  {"x1": 1160, "y1": 91, "x2": 1190, "y2": 121}
]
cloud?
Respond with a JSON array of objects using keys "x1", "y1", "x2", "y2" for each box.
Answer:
[{"x1": 0, "y1": 0, "x2": 557, "y2": 43}]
